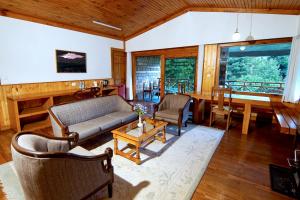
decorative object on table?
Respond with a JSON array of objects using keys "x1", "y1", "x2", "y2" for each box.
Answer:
[
  {"x1": 56, "y1": 50, "x2": 86, "y2": 73},
  {"x1": 103, "y1": 79, "x2": 109, "y2": 87},
  {"x1": 133, "y1": 103, "x2": 147, "y2": 127}
]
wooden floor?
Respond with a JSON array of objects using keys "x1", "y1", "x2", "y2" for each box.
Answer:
[{"x1": 0, "y1": 111, "x2": 295, "y2": 200}]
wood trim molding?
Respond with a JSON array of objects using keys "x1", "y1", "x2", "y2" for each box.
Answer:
[
  {"x1": 0, "y1": 10, "x2": 122, "y2": 40},
  {"x1": 125, "y1": 7, "x2": 190, "y2": 41},
  {"x1": 214, "y1": 37, "x2": 293, "y2": 95},
  {"x1": 189, "y1": 7, "x2": 300, "y2": 15},
  {"x1": 131, "y1": 46, "x2": 199, "y2": 100}
]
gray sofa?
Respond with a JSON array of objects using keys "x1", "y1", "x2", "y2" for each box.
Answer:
[{"x1": 49, "y1": 95, "x2": 138, "y2": 143}]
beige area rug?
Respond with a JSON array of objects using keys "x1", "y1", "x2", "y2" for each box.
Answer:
[{"x1": 0, "y1": 125, "x2": 223, "y2": 200}]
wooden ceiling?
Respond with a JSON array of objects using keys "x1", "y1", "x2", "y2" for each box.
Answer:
[{"x1": 0, "y1": 0, "x2": 299, "y2": 41}]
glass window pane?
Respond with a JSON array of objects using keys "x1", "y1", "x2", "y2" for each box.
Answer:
[
  {"x1": 219, "y1": 42, "x2": 291, "y2": 94},
  {"x1": 165, "y1": 57, "x2": 196, "y2": 94}
]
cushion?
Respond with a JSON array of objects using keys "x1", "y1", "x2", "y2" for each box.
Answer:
[
  {"x1": 155, "y1": 109, "x2": 179, "y2": 121},
  {"x1": 106, "y1": 111, "x2": 138, "y2": 124},
  {"x1": 91, "y1": 115, "x2": 122, "y2": 131},
  {"x1": 68, "y1": 120, "x2": 101, "y2": 140},
  {"x1": 51, "y1": 95, "x2": 121, "y2": 126},
  {"x1": 68, "y1": 146, "x2": 94, "y2": 156}
]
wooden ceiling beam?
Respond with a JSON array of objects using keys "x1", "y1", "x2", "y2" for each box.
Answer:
[
  {"x1": 0, "y1": 10, "x2": 123, "y2": 40},
  {"x1": 189, "y1": 7, "x2": 300, "y2": 15}
]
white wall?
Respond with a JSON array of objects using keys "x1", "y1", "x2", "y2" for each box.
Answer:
[
  {"x1": 298, "y1": 16, "x2": 300, "y2": 35},
  {"x1": 125, "y1": 12, "x2": 300, "y2": 99},
  {"x1": 126, "y1": 12, "x2": 299, "y2": 52},
  {"x1": 0, "y1": 16, "x2": 123, "y2": 85}
]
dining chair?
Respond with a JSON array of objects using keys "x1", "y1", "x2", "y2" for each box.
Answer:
[
  {"x1": 143, "y1": 82, "x2": 153, "y2": 100},
  {"x1": 209, "y1": 86, "x2": 233, "y2": 131}
]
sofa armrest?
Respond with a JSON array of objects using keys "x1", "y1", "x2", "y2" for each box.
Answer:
[
  {"x1": 117, "y1": 95, "x2": 134, "y2": 111},
  {"x1": 48, "y1": 107, "x2": 68, "y2": 137}
]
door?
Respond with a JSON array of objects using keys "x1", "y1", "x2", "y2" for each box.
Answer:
[{"x1": 111, "y1": 48, "x2": 126, "y2": 85}]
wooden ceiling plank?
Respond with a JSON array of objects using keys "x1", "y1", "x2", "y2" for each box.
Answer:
[{"x1": 0, "y1": 10, "x2": 122, "y2": 40}]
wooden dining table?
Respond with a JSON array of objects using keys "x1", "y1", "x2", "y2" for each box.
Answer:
[{"x1": 190, "y1": 92, "x2": 271, "y2": 135}]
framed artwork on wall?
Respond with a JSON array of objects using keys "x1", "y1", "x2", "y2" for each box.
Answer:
[{"x1": 56, "y1": 50, "x2": 87, "y2": 73}]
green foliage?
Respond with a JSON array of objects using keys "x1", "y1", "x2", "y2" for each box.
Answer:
[
  {"x1": 224, "y1": 56, "x2": 288, "y2": 94},
  {"x1": 165, "y1": 58, "x2": 196, "y2": 93}
]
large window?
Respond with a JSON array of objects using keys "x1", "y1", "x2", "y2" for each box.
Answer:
[{"x1": 219, "y1": 41, "x2": 291, "y2": 94}]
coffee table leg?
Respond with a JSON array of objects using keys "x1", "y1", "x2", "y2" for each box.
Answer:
[
  {"x1": 114, "y1": 138, "x2": 118, "y2": 155},
  {"x1": 162, "y1": 126, "x2": 166, "y2": 143},
  {"x1": 136, "y1": 145, "x2": 141, "y2": 165}
]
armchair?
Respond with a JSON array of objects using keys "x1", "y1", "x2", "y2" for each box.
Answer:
[
  {"x1": 153, "y1": 94, "x2": 191, "y2": 136},
  {"x1": 11, "y1": 132, "x2": 114, "y2": 200}
]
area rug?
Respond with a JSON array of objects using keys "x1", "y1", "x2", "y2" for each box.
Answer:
[{"x1": 0, "y1": 125, "x2": 223, "y2": 200}]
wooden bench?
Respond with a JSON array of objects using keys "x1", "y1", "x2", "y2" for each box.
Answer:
[{"x1": 272, "y1": 102, "x2": 300, "y2": 135}]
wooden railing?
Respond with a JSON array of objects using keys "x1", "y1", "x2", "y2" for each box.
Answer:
[
  {"x1": 165, "y1": 78, "x2": 191, "y2": 93},
  {"x1": 225, "y1": 80, "x2": 285, "y2": 94}
]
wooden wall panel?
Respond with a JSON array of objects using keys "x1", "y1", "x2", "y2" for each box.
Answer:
[
  {"x1": 0, "y1": 78, "x2": 113, "y2": 130},
  {"x1": 201, "y1": 44, "x2": 218, "y2": 96}
]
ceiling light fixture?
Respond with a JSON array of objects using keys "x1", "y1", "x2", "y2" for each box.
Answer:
[
  {"x1": 92, "y1": 20, "x2": 122, "y2": 31},
  {"x1": 232, "y1": 14, "x2": 241, "y2": 41},
  {"x1": 246, "y1": 14, "x2": 255, "y2": 41}
]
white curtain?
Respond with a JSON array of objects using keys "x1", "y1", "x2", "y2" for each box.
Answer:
[{"x1": 282, "y1": 35, "x2": 300, "y2": 103}]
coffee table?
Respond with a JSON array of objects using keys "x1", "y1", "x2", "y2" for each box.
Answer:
[{"x1": 112, "y1": 118, "x2": 168, "y2": 164}]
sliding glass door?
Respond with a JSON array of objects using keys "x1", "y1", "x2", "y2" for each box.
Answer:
[{"x1": 164, "y1": 57, "x2": 196, "y2": 94}]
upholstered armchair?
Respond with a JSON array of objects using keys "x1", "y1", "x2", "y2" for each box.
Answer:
[
  {"x1": 153, "y1": 94, "x2": 191, "y2": 136},
  {"x1": 11, "y1": 132, "x2": 114, "y2": 200}
]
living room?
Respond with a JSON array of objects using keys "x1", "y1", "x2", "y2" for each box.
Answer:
[{"x1": 0, "y1": 1, "x2": 300, "y2": 200}]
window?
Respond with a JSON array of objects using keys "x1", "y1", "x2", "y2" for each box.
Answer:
[
  {"x1": 218, "y1": 41, "x2": 291, "y2": 94},
  {"x1": 165, "y1": 57, "x2": 196, "y2": 94}
]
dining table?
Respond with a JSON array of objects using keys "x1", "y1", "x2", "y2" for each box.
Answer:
[{"x1": 189, "y1": 92, "x2": 271, "y2": 135}]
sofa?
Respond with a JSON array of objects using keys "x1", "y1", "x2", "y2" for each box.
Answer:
[
  {"x1": 49, "y1": 95, "x2": 138, "y2": 143},
  {"x1": 11, "y1": 131, "x2": 113, "y2": 200}
]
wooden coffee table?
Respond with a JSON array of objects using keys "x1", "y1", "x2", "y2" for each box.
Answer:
[{"x1": 112, "y1": 118, "x2": 168, "y2": 164}]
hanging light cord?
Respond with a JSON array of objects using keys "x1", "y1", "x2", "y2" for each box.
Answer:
[
  {"x1": 236, "y1": 14, "x2": 239, "y2": 32},
  {"x1": 250, "y1": 14, "x2": 253, "y2": 35}
]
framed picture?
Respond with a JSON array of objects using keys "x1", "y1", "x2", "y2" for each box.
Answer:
[{"x1": 56, "y1": 50, "x2": 86, "y2": 73}]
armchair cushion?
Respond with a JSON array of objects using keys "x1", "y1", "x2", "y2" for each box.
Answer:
[
  {"x1": 68, "y1": 146, "x2": 94, "y2": 156},
  {"x1": 17, "y1": 134, "x2": 70, "y2": 153},
  {"x1": 155, "y1": 109, "x2": 179, "y2": 123}
]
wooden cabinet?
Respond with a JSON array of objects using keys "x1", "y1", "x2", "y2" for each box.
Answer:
[{"x1": 7, "y1": 90, "x2": 77, "y2": 132}]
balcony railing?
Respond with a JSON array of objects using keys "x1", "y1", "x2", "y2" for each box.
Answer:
[
  {"x1": 224, "y1": 80, "x2": 285, "y2": 94},
  {"x1": 165, "y1": 78, "x2": 193, "y2": 93}
]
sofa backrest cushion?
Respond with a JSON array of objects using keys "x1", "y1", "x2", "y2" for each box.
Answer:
[{"x1": 50, "y1": 95, "x2": 122, "y2": 126}]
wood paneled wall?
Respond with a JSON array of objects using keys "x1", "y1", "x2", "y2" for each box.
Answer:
[
  {"x1": 0, "y1": 79, "x2": 113, "y2": 131},
  {"x1": 201, "y1": 44, "x2": 218, "y2": 96}
]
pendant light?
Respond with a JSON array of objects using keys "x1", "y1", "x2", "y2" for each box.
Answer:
[
  {"x1": 232, "y1": 14, "x2": 241, "y2": 41},
  {"x1": 246, "y1": 14, "x2": 255, "y2": 41}
]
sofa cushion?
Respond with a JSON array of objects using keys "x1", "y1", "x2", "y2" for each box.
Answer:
[
  {"x1": 91, "y1": 116, "x2": 122, "y2": 131},
  {"x1": 106, "y1": 111, "x2": 138, "y2": 124},
  {"x1": 68, "y1": 120, "x2": 101, "y2": 140}
]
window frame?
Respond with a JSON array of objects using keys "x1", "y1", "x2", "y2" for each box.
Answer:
[{"x1": 215, "y1": 37, "x2": 292, "y2": 97}]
